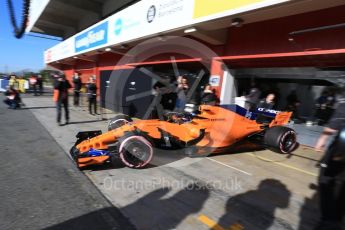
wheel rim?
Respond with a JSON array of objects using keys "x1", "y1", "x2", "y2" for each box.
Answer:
[
  {"x1": 120, "y1": 136, "x2": 153, "y2": 168},
  {"x1": 280, "y1": 131, "x2": 296, "y2": 153}
]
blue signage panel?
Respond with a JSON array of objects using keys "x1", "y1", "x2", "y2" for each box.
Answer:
[
  {"x1": 0, "y1": 79, "x2": 9, "y2": 92},
  {"x1": 75, "y1": 21, "x2": 108, "y2": 53}
]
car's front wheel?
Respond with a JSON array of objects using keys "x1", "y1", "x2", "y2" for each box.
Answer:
[{"x1": 118, "y1": 134, "x2": 153, "y2": 168}]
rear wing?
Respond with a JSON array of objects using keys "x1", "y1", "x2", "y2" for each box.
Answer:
[
  {"x1": 217, "y1": 104, "x2": 292, "y2": 125},
  {"x1": 252, "y1": 107, "x2": 292, "y2": 126},
  {"x1": 269, "y1": 111, "x2": 292, "y2": 127}
]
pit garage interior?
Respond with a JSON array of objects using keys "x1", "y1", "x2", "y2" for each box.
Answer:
[{"x1": 27, "y1": 0, "x2": 345, "y2": 229}]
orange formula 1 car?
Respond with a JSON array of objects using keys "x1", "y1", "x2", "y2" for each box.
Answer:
[{"x1": 70, "y1": 105, "x2": 298, "y2": 169}]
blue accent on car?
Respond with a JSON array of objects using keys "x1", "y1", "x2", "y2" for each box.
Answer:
[
  {"x1": 219, "y1": 104, "x2": 280, "y2": 121},
  {"x1": 255, "y1": 108, "x2": 280, "y2": 118},
  {"x1": 85, "y1": 148, "x2": 110, "y2": 157},
  {"x1": 219, "y1": 104, "x2": 258, "y2": 120}
]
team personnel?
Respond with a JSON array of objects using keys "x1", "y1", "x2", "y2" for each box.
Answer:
[
  {"x1": 200, "y1": 84, "x2": 217, "y2": 105},
  {"x1": 315, "y1": 92, "x2": 345, "y2": 230},
  {"x1": 244, "y1": 82, "x2": 261, "y2": 111},
  {"x1": 73, "y1": 72, "x2": 82, "y2": 106},
  {"x1": 258, "y1": 93, "x2": 276, "y2": 110},
  {"x1": 175, "y1": 76, "x2": 189, "y2": 112},
  {"x1": 87, "y1": 76, "x2": 97, "y2": 115},
  {"x1": 37, "y1": 74, "x2": 43, "y2": 95},
  {"x1": 54, "y1": 74, "x2": 71, "y2": 126}
]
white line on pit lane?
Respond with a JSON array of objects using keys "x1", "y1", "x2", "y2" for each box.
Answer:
[{"x1": 206, "y1": 157, "x2": 252, "y2": 176}]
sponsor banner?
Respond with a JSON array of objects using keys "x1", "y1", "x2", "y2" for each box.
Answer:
[
  {"x1": 75, "y1": 21, "x2": 108, "y2": 53},
  {"x1": 0, "y1": 79, "x2": 9, "y2": 92},
  {"x1": 44, "y1": 37, "x2": 74, "y2": 63},
  {"x1": 193, "y1": 0, "x2": 290, "y2": 21},
  {"x1": 193, "y1": 0, "x2": 263, "y2": 18},
  {"x1": 209, "y1": 75, "x2": 220, "y2": 86},
  {"x1": 108, "y1": 0, "x2": 194, "y2": 45},
  {"x1": 44, "y1": 0, "x2": 290, "y2": 63}
]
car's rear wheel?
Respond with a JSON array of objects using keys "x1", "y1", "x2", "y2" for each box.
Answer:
[
  {"x1": 118, "y1": 134, "x2": 153, "y2": 168},
  {"x1": 108, "y1": 114, "x2": 132, "y2": 131},
  {"x1": 264, "y1": 126, "x2": 297, "y2": 154}
]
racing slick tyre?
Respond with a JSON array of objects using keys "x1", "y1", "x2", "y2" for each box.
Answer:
[
  {"x1": 70, "y1": 146, "x2": 81, "y2": 170},
  {"x1": 108, "y1": 114, "x2": 133, "y2": 131},
  {"x1": 118, "y1": 133, "x2": 153, "y2": 168},
  {"x1": 264, "y1": 126, "x2": 297, "y2": 154}
]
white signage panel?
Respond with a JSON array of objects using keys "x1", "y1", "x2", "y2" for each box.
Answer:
[
  {"x1": 107, "y1": 0, "x2": 194, "y2": 46},
  {"x1": 44, "y1": 37, "x2": 74, "y2": 63}
]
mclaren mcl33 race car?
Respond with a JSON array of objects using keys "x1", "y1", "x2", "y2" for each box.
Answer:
[{"x1": 70, "y1": 104, "x2": 298, "y2": 169}]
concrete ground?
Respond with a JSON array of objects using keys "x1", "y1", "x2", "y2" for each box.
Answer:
[
  {"x1": 0, "y1": 94, "x2": 133, "y2": 230},
  {"x1": 17, "y1": 94, "x2": 324, "y2": 230}
]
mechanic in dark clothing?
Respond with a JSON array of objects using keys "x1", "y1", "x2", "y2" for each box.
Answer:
[
  {"x1": 37, "y1": 75, "x2": 43, "y2": 95},
  {"x1": 200, "y1": 84, "x2": 218, "y2": 105},
  {"x1": 175, "y1": 76, "x2": 189, "y2": 112},
  {"x1": 153, "y1": 75, "x2": 176, "y2": 112},
  {"x1": 255, "y1": 93, "x2": 276, "y2": 124},
  {"x1": 73, "y1": 72, "x2": 82, "y2": 106},
  {"x1": 87, "y1": 76, "x2": 97, "y2": 115},
  {"x1": 258, "y1": 93, "x2": 275, "y2": 110},
  {"x1": 244, "y1": 82, "x2": 261, "y2": 111},
  {"x1": 54, "y1": 74, "x2": 71, "y2": 125},
  {"x1": 314, "y1": 89, "x2": 336, "y2": 125},
  {"x1": 315, "y1": 96, "x2": 345, "y2": 230}
]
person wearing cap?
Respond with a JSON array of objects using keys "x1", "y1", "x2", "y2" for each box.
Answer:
[{"x1": 54, "y1": 74, "x2": 71, "y2": 125}]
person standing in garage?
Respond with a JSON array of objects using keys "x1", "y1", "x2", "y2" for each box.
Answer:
[
  {"x1": 73, "y1": 72, "x2": 82, "y2": 106},
  {"x1": 257, "y1": 93, "x2": 276, "y2": 110},
  {"x1": 200, "y1": 84, "x2": 218, "y2": 105},
  {"x1": 244, "y1": 82, "x2": 261, "y2": 111},
  {"x1": 87, "y1": 76, "x2": 97, "y2": 115},
  {"x1": 315, "y1": 92, "x2": 345, "y2": 230},
  {"x1": 174, "y1": 76, "x2": 189, "y2": 112}
]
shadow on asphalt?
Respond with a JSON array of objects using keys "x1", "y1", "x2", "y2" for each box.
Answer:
[
  {"x1": 68, "y1": 119, "x2": 104, "y2": 125},
  {"x1": 43, "y1": 184, "x2": 210, "y2": 229},
  {"x1": 217, "y1": 179, "x2": 292, "y2": 229},
  {"x1": 120, "y1": 185, "x2": 210, "y2": 229},
  {"x1": 20, "y1": 106, "x2": 56, "y2": 110},
  {"x1": 297, "y1": 183, "x2": 320, "y2": 230},
  {"x1": 79, "y1": 161, "x2": 125, "y2": 171},
  {"x1": 43, "y1": 207, "x2": 135, "y2": 230}
]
